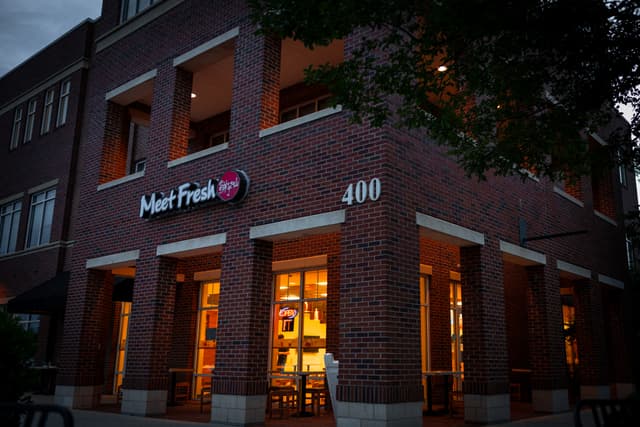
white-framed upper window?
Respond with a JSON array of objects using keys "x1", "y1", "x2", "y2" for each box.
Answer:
[
  {"x1": 280, "y1": 95, "x2": 332, "y2": 124},
  {"x1": 41, "y1": 88, "x2": 55, "y2": 134},
  {"x1": 121, "y1": 0, "x2": 158, "y2": 22},
  {"x1": 24, "y1": 99, "x2": 37, "y2": 143},
  {"x1": 0, "y1": 199, "x2": 22, "y2": 255},
  {"x1": 26, "y1": 188, "x2": 56, "y2": 249},
  {"x1": 10, "y1": 107, "x2": 23, "y2": 150},
  {"x1": 56, "y1": 80, "x2": 71, "y2": 127}
]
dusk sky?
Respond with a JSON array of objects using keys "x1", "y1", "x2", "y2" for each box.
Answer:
[{"x1": 0, "y1": 0, "x2": 102, "y2": 77}]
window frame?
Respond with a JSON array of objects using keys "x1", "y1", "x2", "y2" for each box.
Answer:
[
  {"x1": 24, "y1": 98, "x2": 37, "y2": 143},
  {"x1": 41, "y1": 88, "x2": 55, "y2": 134},
  {"x1": 56, "y1": 80, "x2": 71, "y2": 127},
  {"x1": 10, "y1": 107, "x2": 23, "y2": 150},
  {"x1": 279, "y1": 95, "x2": 332, "y2": 124},
  {"x1": 25, "y1": 188, "x2": 56, "y2": 249},
  {"x1": 0, "y1": 199, "x2": 22, "y2": 255},
  {"x1": 120, "y1": 0, "x2": 158, "y2": 23}
]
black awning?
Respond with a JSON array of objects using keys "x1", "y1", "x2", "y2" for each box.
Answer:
[
  {"x1": 7, "y1": 272, "x2": 69, "y2": 314},
  {"x1": 112, "y1": 277, "x2": 134, "y2": 302}
]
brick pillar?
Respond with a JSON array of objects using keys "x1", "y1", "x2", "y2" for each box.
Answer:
[
  {"x1": 99, "y1": 101, "x2": 128, "y2": 184},
  {"x1": 336, "y1": 205, "x2": 423, "y2": 426},
  {"x1": 230, "y1": 24, "x2": 280, "y2": 144},
  {"x1": 460, "y1": 239, "x2": 510, "y2": 423},
  {"x1": 603, "y1": 288, "x2": 634, "y2": 398},
  {"x1": 574, "y1": 279, "x2": 610, "y2": 399},
  {"x1": 429, "y1": 254, "x2": 453, "y2": 372},
  {"x1": 326, "y1": 245, "x2": 341, "y2": 357},
  {"x1": 210, "y1": 236, "x2": 272, "y2": 426},
  {"x1": 526, "y1": 262, "x2": 569, "y2": 412},
  {"x1": 146, "y1": 63, "x2": 192, "y2": 165},
  {"x1": 55, "y1": 269, "x2": 114, "y2": 408},
  {"x1": 120, "y1": 255, "x2": 177, "y2": 416}
]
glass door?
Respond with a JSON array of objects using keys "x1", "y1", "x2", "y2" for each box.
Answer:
[
  {"x1": 450, "y1": 280, "x2": 463, "y2": 392},
  {"x1": 114, "y1": 302, "x2": 131, "y2": 395},
  {"x1": 193, "y1": 281, "x2": 219, "y2": 399},
  {"x1": 270, "y1": 269, "x2": 327, "y2": 388}
]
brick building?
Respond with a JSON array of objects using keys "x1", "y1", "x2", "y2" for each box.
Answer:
[
  {"x1": 1, "y1": 1, "x2": 635, "y2": 426},
  {"x1": 0, "y1": 19, "x2": 94, "y2": 377}
]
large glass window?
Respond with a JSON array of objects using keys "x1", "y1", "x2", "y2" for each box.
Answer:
[
  {"x1": 114, "y1": 302, "x2": 131, "y2": 394},
  {"x1": 41, "y1": 88, "x2": 55, "y2": 134},
  {"x1": 10, "y1": 107, "x2": 22, "y2": 150},
  {"x1": 450, "y1": 280, "x2": 463, "y2": 391},
  {"x1": 56, "y1": 80, "x2": 70, "y2": 127},
  {"x1": 15, "y1": 313, "x2": 40, "y2": 333},
  {"x1": 26, "y1": 188, "x2": 56, "y2": 248},
  {"x1": 194, "y1": 281, "x2": 219, "y2": 399},
  {"x1": 24, "y1": 99, "x2": 37, "y2": 142},
  {"x1": 0, "y1": 199, "x2": 21, "y2": 255},
  {"x1": 270, "y1": 269, "x2": 327, "y2": 388}
]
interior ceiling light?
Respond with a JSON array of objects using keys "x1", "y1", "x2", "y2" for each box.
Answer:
[
  {"x1": 437, "y1": 65, "x2": 448, "y2": 72},
  {"x1": 191, "y1": 93, "x2": 197, "y2": 98}
]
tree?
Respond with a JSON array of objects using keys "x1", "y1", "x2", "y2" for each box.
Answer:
[{"x1": 249, "y1": 0, "x2": 640, "y2": 180}]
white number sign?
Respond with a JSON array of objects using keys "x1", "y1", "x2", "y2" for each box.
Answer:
[{"x1": 342, "y1": 178, "x2": 381, "y2": 205}]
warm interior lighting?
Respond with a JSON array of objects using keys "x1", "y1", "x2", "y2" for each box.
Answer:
[
  {"x1": 437, "y1": 65, "x2": 448, "y2": 72},
  {"x1": 191, "y1": 93, "x2": 197, "y2": 98},
  {"x1": 317, "y1": 281, "x2": 328, "y2": 286}
]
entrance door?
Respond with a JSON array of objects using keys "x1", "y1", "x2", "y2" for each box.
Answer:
[
  {"x1": 450, "y1": 280, "x2": 463, "y2": 391},
  {"x1": 270, "y1": 269, "x2": 327, "y2": 388},
  {"x1": 114, "y1": 302, "x2": 131, "y2": 395},
  {"x1": 193, "y1": 281, "x2": 219, "y2": 399}
]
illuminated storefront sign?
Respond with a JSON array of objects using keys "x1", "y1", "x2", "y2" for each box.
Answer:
[
  {"x1": 139, "y1": 170, "x2": 249, "y2": 219},
  {"x1": 279, "y1": 307, "x2": 298, "y2": 319}
]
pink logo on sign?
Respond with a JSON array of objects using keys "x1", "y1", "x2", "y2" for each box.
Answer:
[{"x1": 217, "y1": 170, "x2": 241, "y2": 201}]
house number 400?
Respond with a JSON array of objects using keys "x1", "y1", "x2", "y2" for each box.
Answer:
[{"x1": 342, "y1": 178, "x2": 381, "y2": 205}]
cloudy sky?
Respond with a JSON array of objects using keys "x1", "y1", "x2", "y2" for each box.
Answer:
[{"x1": 0, "y1": 0, "x2": 102, "y2": 77}]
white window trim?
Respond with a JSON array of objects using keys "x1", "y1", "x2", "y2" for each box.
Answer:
[
  {"x1": 594, "y1": 210, "x2": 617, "y2": 226},
  {"x1": 416, "y1": 212, "x2": 485, "y2": 247},
  {"x1": 41, "y1": 88, "x2": 55, "y2": 134},
  {"x1": 0, "y1": 199, "x2": 22, "y2": 255},
  {"x1": 24, "y1": 99, "x2": 37, "y2": 143},
  {"x1": 173, "y1": 27, "x2": 239, "y2": 67},
  {"x1": 56, "y1": 80, "x2": 71, "y2": 127},
  {"x1": 259, "y1": 106, "x2": 342, "y2": 138},
  {"x1": 106, "y1": 69, "x2": 157, "y2": 101},
  {"x1": 10, "y1": 107, "x2": 22, "y2": 150},
  {"x1": 167, "y1": 143, "x2": 229, "y2": 168},
  {"x1": 86, "y1": 249, "x2": 140, "y2": 269},
  {"x1": 97, "y1": 171, "x2": 145, "y2": 191},
  {"x1": 25, "y1": 187, "x2": 56, "y2": 249},
  {"x1": 553, "y1": 186, "x2": 584, "y2": 208},
  {"x1": 28, "y1": 179, "x2": 59, "y2": 195}
]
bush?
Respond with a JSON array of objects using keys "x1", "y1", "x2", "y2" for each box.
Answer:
[{"x1": 0, "y1": 310, "x2": 37, "y2": 402}]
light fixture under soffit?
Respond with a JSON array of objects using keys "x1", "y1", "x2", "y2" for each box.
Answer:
[
  {"x1": 437, "y1": 65, "x2": 448, "y2": 72},
  {"x1": 191, "y1": 92, "x2": 197, "y2": 98}
]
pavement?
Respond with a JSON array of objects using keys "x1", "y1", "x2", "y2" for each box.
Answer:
[{"x1": 29, "y1": 395, "x2": 591, "y2": 427}]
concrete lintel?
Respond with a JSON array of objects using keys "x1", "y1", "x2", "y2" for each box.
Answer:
[
  {"x1": 420, "y1": 264, "x2": 432, "y2": 275},
  {"x1": 27, "y1": 179, "x2": 59, "y2": 195},
  {"x1": 105, "y1": 69, "x2": 157, "y2": 102},
  {"x1": 86, "y1": 249, "x2": 140, "y2": 270},
  {"x1": 416, "y1": 212, "x2": 485, "y2": 247},
  {"x1": 598, "y1": 274, "x2": 624, "y2": 289},
  {"x1": 500, "y1": 240, "x2": 546, "y2": 266},
  {"x1": 173, "y1": 27, "x2": 239, "y2": 68},
  {"x1": 249, "y1": 210, "x2": 345, "y2": 241},
  {"x1": 156, "y1": 233, "x2": 226, "y2": 258},
  {"x1": 557, "y1": 260, "x2": 591, "y2": 280}
]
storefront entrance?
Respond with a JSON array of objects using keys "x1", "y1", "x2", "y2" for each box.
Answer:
[
  {"x1": 193, "y1": 281, "x2": 219, "y2": 399},
  {"x1": 113, "y1": 302, "x2": 131, "y2": 396}
]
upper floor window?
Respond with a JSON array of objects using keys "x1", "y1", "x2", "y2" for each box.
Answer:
[
  {"x1": 0, "y1": 199, "x2": 22, "y2": 255},
  {"x1": 24, "y1": 99, "x2": 37, "y2": 143},
  {"x1": 56, "y1": 80, "x2": 71, "y2": 127},
  {"x1": 26, "y1": 188, "x2": 56, "y2": 248},
  {"x1": 10, "y1": 107, "x2": 22, "y2": 150},
  {"x1": 121, "y1": 0, "x2": 158, "y2": 22},
  {"x1": 15, "y1": 313, "x2": 40, "y2": 333},
  {"x1": 41, "y1": 88, "x2": 55, "y2": 134}
]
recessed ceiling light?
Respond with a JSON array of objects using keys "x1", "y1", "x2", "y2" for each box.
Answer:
[
  {"x1": 191, "y1": 93, "x2": 197, "y2": 98},
  {"x1": 437, "y1": 65, "x2": 448, "y2": 72}
]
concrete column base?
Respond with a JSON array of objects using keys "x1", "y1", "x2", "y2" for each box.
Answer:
[
  {"x1": 464, "y1": 394, "x2": 510, "y2": 424},
  {"x1": 120, "y1": 389, "x2": 168, "y2": 416},
  {"x1": 210, "y1": 394, "x2": 266, "y2": 426},
  {"x1": 54, "y1": 385, "x2": 101, "y2": 409},
  {"x1": 614, "y1": 383, "x2": 635, "y2": 399},
  {"x1": 580, "y1": 385, "x2": 610, "y2": 400},
  {"x1": 532, "y1": 389, "x2": 569, "y2": 413},
  {"x1": 335, "y1": 401, "x2": 423, "y2": 427}
]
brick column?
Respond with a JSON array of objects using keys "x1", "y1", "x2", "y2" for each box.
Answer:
[
  {"x1": 99, "y1": 102, "x2": 128, "y2": 184},
  {"x1": 603, "y1": 288, "x2": 634, "y2": 398},
  {"x1": 210, "y1": 236, "x2": 272, "y2": 426},
  {"x1": 574, "y1": 279, "x2": 610, "y2": 399},
  {"x1": 120, "y1": 255, "x2": 177, "y2": 416},
  {"x1": 55, "y1": 269, "x2": 114, "y2": 408},
  {"x1": 336, "y1": 205, "x2": 423, "y2": 426},
  {"x1": 526, "y1": 262, "x2": 569, "y2": 412},
  {"x1": 429, "y1": 255, "x2": 453, "y2": 372},
  {"x1": 460, "y1": 239, "x2": 510, "y2": 423}
]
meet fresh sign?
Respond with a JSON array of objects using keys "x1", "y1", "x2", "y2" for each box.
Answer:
[{"x1": 139, "y1": 170, "x2": 249, "y2": 219}]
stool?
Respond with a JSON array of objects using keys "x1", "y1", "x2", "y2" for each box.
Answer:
[
  {"x1": 306, "y1": 388, "x2": 327, "y2": 415},
  {"x1": 268, "y1": 387, "x2": 297, "y2": 418}
]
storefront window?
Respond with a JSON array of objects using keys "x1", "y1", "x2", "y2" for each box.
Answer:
[
  {"x1": 194, "y1": 281, "x2": 219, "y2": 399},
  {"x1": 270, "y1": 269, "x2": 327, "y2": 388},
  {"x1": 114, "y1": 302, "x2": 131, "y2": 394},
  {"x1": 420, "y1": 275, "x2": 431, "y2": 372},
  {"x1": 450, "y1": 280, "x2": 463, "y2": 391}
]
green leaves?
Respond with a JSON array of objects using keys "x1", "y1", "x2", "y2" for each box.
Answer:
[{"x1": 251, "y1": 0, "x2": 639, "y2": 180}]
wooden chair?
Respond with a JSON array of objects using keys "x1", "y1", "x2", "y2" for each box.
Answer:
[{"x1": 268, "y1": 387, "x2": 297, "y2": 419}]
